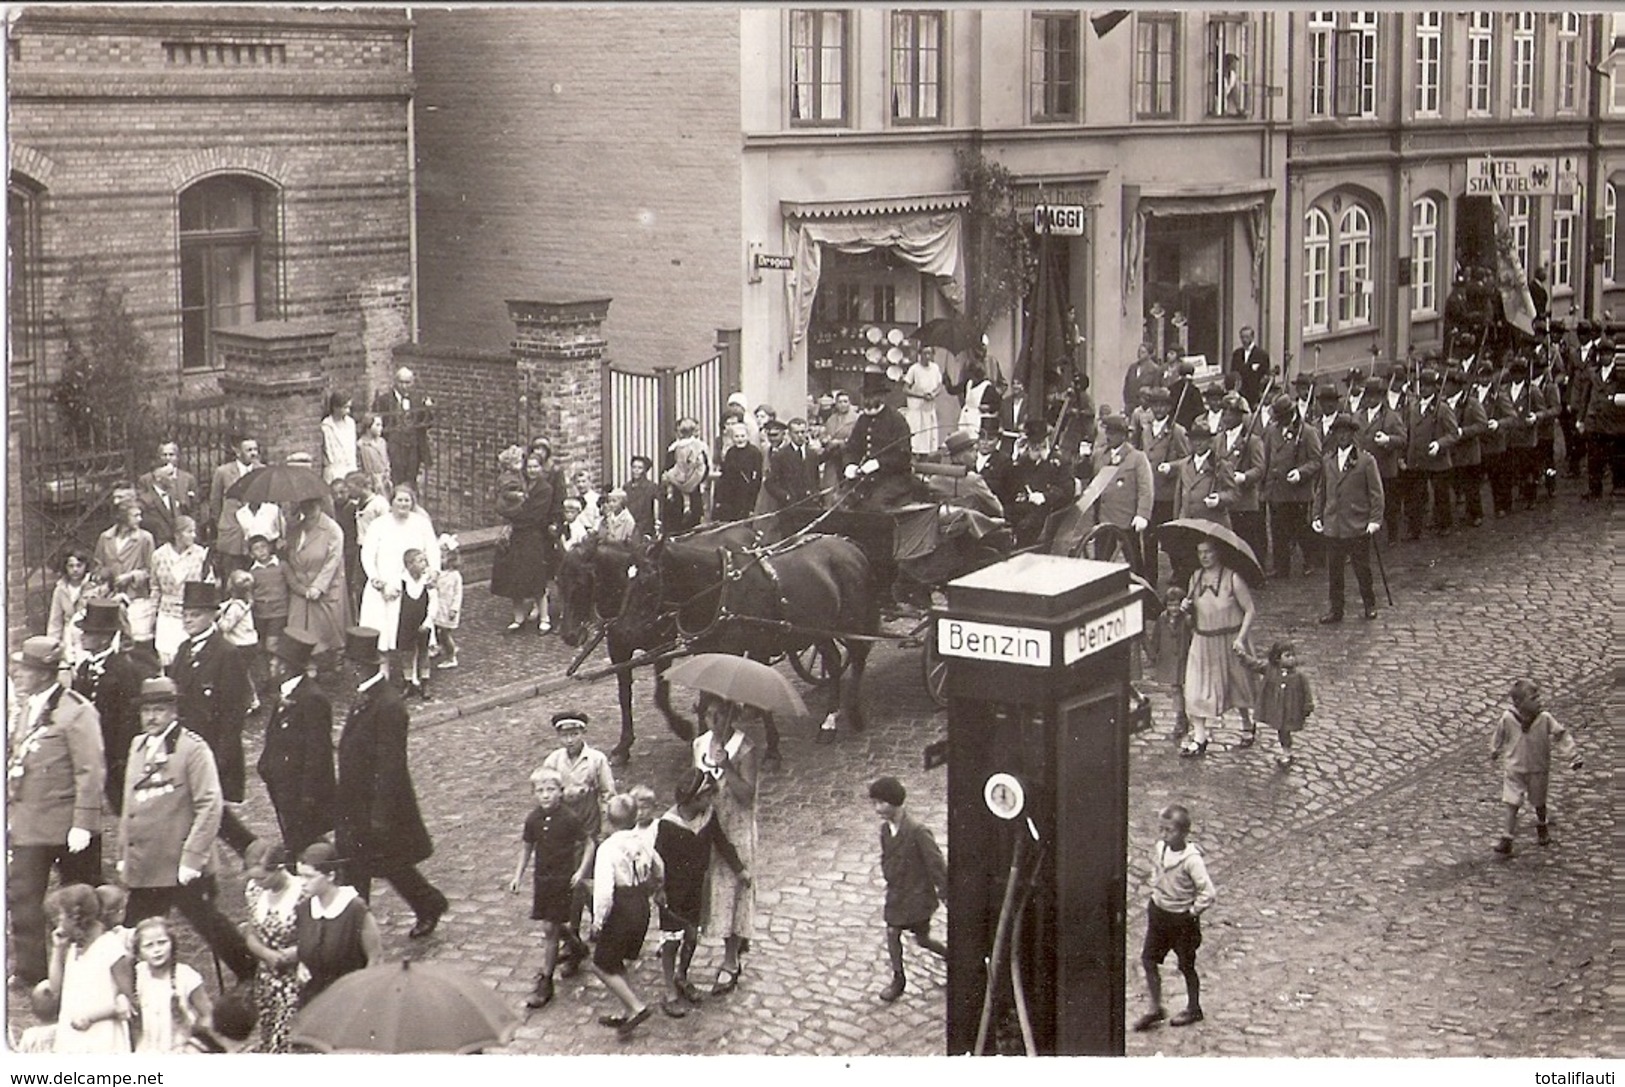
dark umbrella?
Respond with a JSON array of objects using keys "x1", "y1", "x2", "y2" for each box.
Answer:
[
  {"x1": 289, "y1": 959, "x2": 519, "y2": 1054},
  {"x1": 913, "y1": 316, "x2": 981, "y2": 355},
  {"x1": 225, "y1": 464, "x2": 328, "y2": 506},
  {"x1": 1154, "y1": 518, "x2": 1264, "y2": 587}
]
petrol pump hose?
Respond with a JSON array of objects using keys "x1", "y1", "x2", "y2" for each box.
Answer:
[
  {"x1": 1006, "y1": 833, "x2": 1048, "y2": 1056},
  {"x1": 974, "y1": 819, "x2": 1046, "y2": 1055},
  {"x1": 973, "y1": 833, "x2": 1027, "y2": 1054}
]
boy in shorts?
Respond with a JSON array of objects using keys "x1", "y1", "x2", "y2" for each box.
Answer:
[
  {"x1": 1490, "y1": 679, "x2": 1582, "y2": 855},
  {"x1": 510, "y1": 768, "x2": 594, "y2": 1009},
  {"x1": 587, "y1": 795, "x2": 664, "y2": 1039},
  {"x1": 1133, "y1": 804, "x2": 1215, "y2": 1031}
]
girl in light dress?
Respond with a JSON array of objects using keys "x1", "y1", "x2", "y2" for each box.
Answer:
[
  {"x1": 47, "y1": 549, "x2": 95, "y2": 664},
  {"x1": 151, "y1": 516, "x2": 210, "y2": 665},
  {"x1": 321, "y1": 392, "x2": 359, "y2": 484},
  {"x1": 432, "y1": 534, "x2": 464, "y2": 670},
  {"x1": 46, "y1": 884, "x2": 132, "y2": 1054},
  {"x1": 130, "y1": 916, "x2": 212, "y2": 1053}
]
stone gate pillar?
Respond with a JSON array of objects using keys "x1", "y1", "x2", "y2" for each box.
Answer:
[
  {"x1": 215, "y1": 321, "x2": 336, "y2": 467},
  {"x1": 507, "y1": 297, "x2": 610, "y2": 479}
]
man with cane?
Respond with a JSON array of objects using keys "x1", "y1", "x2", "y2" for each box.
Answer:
[{"x1": 1312, "y1": 413, "x2": 1384, "y2": 624}]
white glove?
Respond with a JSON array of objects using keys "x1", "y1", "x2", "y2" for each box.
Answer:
[
  {"x1": 1613, "y1": 394, "x2": 1625, "y2": 408},
  {"x1": 66, "y1": 827, "x2": 92, "y2": 854},
  {"x1": 1157, "y1": 463, "x2": 1172, "y2": 475},
  {"x1": 1286, "y1": 468, "x2": 1301, "y2": 484},
  {"x1": 1311, "y1": 518, "x2": 1325, "y2": 534},
  {"x1": 1029, "y1": 492, "x2": 1046, "y2": 506},
  {"x1": 1078, "y1": 442, "x2": 1093, "y2": 458},
  {"x1": 1486, "y1": 419, "x2": 1499, "y2": 431},
  {"x1": 860, "y1": 459, "x2": 880, "y2": 475},
  {"x1": 177, "y1": 865, "x2": 202, "y2": 885},
  {"x1": 1365, "y1": 521, "x2": 1381, "y2": 535},
  {"x1": 1203, "y1": 494, "x2": 1220, "y2": 508},
  {"x1": 1374, "y1": 432, "x2": 1389, "y2": 444},
  {"x1": 1233, "y1": 472, "x2": 1247, "y2": 485},
  {"x1": 1427, "y1": 441, "x2": 1440, "y2": 456},
  {"x1": 843, "y1": 463, "x2": 859, "y2": 480},
  {"x1": 1131, "y1": 516, "x2": 1148, "y2": 533}
]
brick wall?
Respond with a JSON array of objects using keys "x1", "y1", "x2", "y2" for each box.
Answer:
[
  {"x1": 411, "y1": 8, "x2": 742, "y2": 375},
  {"x1": 393, "y1": 342, "x2": 520, "y2": 532},
  {"x1": 7, "y1": 7, "x2": 413, "y2": 394}
]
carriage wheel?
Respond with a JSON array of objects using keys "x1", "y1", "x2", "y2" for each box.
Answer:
[
  {"x1": 921, "y1": 622, "x2": 949, "y2": 709},
  {"x1": 789, "y1": 639, "x2": 846, "y2": 687}
]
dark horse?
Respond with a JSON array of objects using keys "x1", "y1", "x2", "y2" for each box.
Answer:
[{"x1": 556, "y1": 522, "x2": 877, "y2": 767}]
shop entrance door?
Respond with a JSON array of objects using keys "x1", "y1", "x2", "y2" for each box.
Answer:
[{"x1": 1143, "y1": 217, "x2": 1226, "y2": 368}]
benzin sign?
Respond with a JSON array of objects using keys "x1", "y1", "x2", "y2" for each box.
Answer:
[
  {"x1": 1465, "y1": 157, "x2": 1557, "y2": 197},
  {"x1": 937, "y1": 618, "x2": 1050, "y2": 668},
  {"x1": 1062, "y1": 603, "x2": 1144, "y2": 665}
]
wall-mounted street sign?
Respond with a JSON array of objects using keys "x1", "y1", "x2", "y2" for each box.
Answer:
[
  {"x1": 1555, "y1": 154, "x2": 1581, "y2": 196},
  {"x1": 1033, "y1": 204, "x2": 1087, "y2": 236},
  {"x1": 937, "y1": 617, "x2": 1051, "y2": 668},
  {"x1": 754, "y1": 253, "x2": 794, "y2": 271},
  {"x1": 1465, "y1": 157, "x2": 1557, "y2": 197}
]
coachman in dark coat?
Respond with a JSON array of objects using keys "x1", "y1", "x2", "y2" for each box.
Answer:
[
  {"x1": 71, "y1": 600, "x2": 146, "y2": 812},
  {"x1": 257, "y1": 629, "x2": 336, "y2": 857},
  {"x1": 336, "y1": 626, "x2": 448, "y2": 939},
  {"x1": 169, "y1": 580, "x2": 256, "y2": 856}
]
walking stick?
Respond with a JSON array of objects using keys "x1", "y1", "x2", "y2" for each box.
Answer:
[{"x1": 1370, "y1": 532, "x2": 1394, "y2": 607}]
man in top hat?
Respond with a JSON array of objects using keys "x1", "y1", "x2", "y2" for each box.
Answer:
[
  {"x1": 1216, "y1": 394, "x2": 1267, "y2": 570},
  {"x1": 843, "y1": 387, "x2": 917, "y2": 511},
  {"x1": 117, "y1": 676, "x2": 257, "y2": 982},
  {"x1": 1312, "y1": 413, "x2": 1384, "y2": 623},
  {"x1": 256, "y1": 628, "x2": 336, "y2": 857},
  {"x1": 71, "y1": 599, "x2": 147, "y2": 813},
  {"x1": 1576, "y1": 339, "x2": 1625, "y2": 499},
  {"x1": 1261, "y1": 393, "x2": 1323, "y2": 579},
  {"x1": 923, "y1": 429, "x2": 1005, "y2": 519},
  {"x1": 972, "y1": 422, "x2": 1014, "y2": 510},
  {"x1": 1074, "y1": 412, "x2": 1153, "y2": 575},
  {"x1": 168, "y1": 580, "x2": 257, "y2": 859},
  {"x1": 336, "y1": 626, "x2": 448, "y2": 939},
  {"x1": 1006, "y1": 418, "x2": 1074, "y2": 547},
  {"x1": 1354, "y1": 375, "x2": 1407, "y2": 544},
  {"x1": 7, "y1": 636, "x2": 105, "y2": 988},
  {"x1": 1444, "y1": 368, "x2": 1489, "y2": 528},
  {"x1": 1400, "y1": 368, "x2": 1459, "y2": 539}
]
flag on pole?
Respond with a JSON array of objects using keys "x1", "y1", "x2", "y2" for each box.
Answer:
[
  {"x1": 1090, "y1": 11, "x2": 1131, "y2": 37},
  {"x1": 1490, "y1": 198, "x2": 1537, "y2": 337}
]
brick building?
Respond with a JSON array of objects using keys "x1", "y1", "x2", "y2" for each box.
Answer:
[{"x1": 6, "y1": 5, "x2": 415, "y2": 399}]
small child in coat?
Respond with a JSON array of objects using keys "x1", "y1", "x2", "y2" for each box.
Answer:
[
  {"x1": 868, "y1": 776, "x2": 948, "y2": 1005},
  {"x1": 433, "y1": 534, "x2": 463, "y2": 670},
  {"x1": 1238, "y1": 639, "x2": 1315, "y2": 767},
  {"x1": 653, "y1": 769, "x2": 747, "y2": 1017},
  {"x1": 662, "y1": 417, "x2": 711, "y2": 533},
  {"x1": 1490, "y1": 679, "x2": 1582, "y2": 855},
  {"x1": 1148, "y1": 584, "x2": 1193, "y2": 740}
]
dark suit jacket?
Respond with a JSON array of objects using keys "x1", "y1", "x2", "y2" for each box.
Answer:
[
  {"x1": 1355, "y1": 403, "x2": 1406, "y2": 479},
  {"x1": 1404, "y1": 397, "x2": 1459, "y2": 472},
  {"x1": 879, "y1": 812, "x2": 948, "y2": 927},
  {"x1": 371, "y1": 388, "x2": 434, "y2": 483},
  {"x1": 1313, "y1": 446, "x2": 1385, "y2": 538},
  {"x1": 1137, "y1": 419, "x2": 1191, "y2": 505},
  {"x1": 1174, "y1": 453, "x2": 1237, "y2": 527},
  {"x1": 169, "y1": 629, "x2": 251, "y2": 802},
  {"x1": 1262, "y1": 418, "x2": 1322, "y2": 505},
  {"x1": 1451, "y1": 391, "x2": 1489, "y2": 467},
  {"x1": 714, "y1": 444, "x2": 764, "y2": 521},
  {"x1": 209, "y1": 459, "x2": 257, "y2": 557},
  {"x1": 138, "y1": 469, "x2": 200, "y2": 515},
  {"x1": 336, "y1": 679, "x2": 433, "y2": 870},
  {"x1": 257, "y1": 676, "x2": 337, "y2": 855},
  {"x1": 1230, "y1": 344, "x2": 1272, "y2": 406},
  {"x1": 138, "y1": 490, "x2": 181, "y2": 550},
  {"x1": 766, "y1": 440, "x2": 820, "y2": 508},
  {"x1": 73, "y1": 650, "x2": 144, "y2": 812}
]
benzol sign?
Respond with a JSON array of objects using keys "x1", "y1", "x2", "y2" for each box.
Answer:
[
  {"x1": 1062, "y1": 602, "x2": 1143, "y2": 665},
  {"x1": 937, "y1": 618, "x2": 1050, "y2": 668}
]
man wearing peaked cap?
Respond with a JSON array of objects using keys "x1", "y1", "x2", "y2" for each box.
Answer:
[
  {"x1": 169, "y1": 581, "x2": 256, "y2": 858},
  {"x1": 118, "y1": 674, "x2": 258, "y2": 982},
  {"x1": 335, "y1": 626, "x2": 448, "y2": 939},
  {"x1": 72, "y1": 598, "x2": 147, "y2": 812},
  {"x1": 1311, "y1": 412, "x2": 1383, "y2": 624},
  {"x1": 7, "y1": 635, "x2": 105, "y2": 988},
  {"x1": 257, "y1": 628, "x2": 335, "y2": 857}
]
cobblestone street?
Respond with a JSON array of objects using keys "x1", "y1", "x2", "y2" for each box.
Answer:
[{"x1": 9, "y1": 493, "x2": 1612, "y2": 1057}]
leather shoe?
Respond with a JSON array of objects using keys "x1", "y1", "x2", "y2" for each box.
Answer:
[
  {"x1": 1362, "y1": 606, "x2": 1378, "y2": 620},
  {"x1": 408, "y1": 908, "x2": 444, "y2": 939},
  {"x1": 879, "y1": 974, "x2": 906, "y2": 1003},
  {"x1": 1132, "y1": 1008, "x2": 1166, "y2": 1032},
  {"x1": 617, "y1": 1004, "x2": 654, "y2": 1038},
  {"x1": 1318, "y1": 613, "x2": 1343, "y2": 625},
  {"x1": 524, "y1": 976, "x2": 554, "y2": 1009},
  {"x1": 1170, "y1": 1006, "x2": 1204, "y2": 1027}
]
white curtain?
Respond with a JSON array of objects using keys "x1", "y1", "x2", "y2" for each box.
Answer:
[{"x1": 787, "y1": 212, "x2": 965, "y2": 347}]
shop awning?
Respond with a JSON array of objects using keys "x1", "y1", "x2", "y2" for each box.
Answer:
[{"x1": 782, "y1": 192, "x2": 971, "y2": 220}]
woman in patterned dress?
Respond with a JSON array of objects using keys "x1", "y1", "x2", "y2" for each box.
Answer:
[
  {"x1": 1179, "y1": 540, "x2": 1257, "y2": 757},
  {"x1": 241, "y1": 842, "x2": 307, "y2": 1052},
  {"x1": 691, "y1": 697, "x2": 759, "y2": 996}
]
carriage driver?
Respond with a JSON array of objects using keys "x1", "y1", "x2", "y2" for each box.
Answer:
[{"x1": 842, "y1": 388, "x2": 916, "y2": 511}]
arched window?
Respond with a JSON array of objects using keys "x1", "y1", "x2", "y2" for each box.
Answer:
[
  {"x1": 1411, "y1": 196, "x2": 1440, "y2": 316},
  {"x1": 178, "y1": 175, "x2": 276, "y2": 370},
  {"x1": 1303, "y1": 208, "x2": 1331, "y2": 334},
  {"x1": 1606, "y1": 182, "x2": 1617, "y2": 284},
  {"x1": 1337, "y1": 205, "x2": 1372, "y2": 327}
]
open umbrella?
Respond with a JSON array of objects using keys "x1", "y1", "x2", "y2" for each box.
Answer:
[
  {"x1": 289, "y1": 959, "x2": 519, "y2": 1054},
  {"x1": 665, "y1": 652, "x2": 809, "y2": 719},
  {"x1": 1154, "y1": 518, "x2": 1264, "y2": 587},
  {"x1": 224, "y1": 463, "x2": 328, "y2": 506},
  {"x1": 913, "y1": 316, "x2": 980, "y2": 355}
]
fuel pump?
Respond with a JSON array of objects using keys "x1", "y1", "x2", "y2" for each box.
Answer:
[{"x1": 933, "y1": 553, "x2": 1146, "y2": 1055}]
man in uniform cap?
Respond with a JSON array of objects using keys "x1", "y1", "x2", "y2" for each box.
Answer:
[
  {"x1": 169, "y1": 580, "x2": 256, "y2": 857},
  {"x1": 540, "y1": 708, "x2": 616, "y2": 974},
  {"x1": 7, "y1": 636, "x2": 104, "y2": 987},
  {"x1": 71, "y1": 599, "x2": 146, "y2": 811},
  {"x1": 1400, "y1": 369, "x2": 1459, "y2": 539},
  {"x1": 335, "y1": 627, "x2": 449, "y2": 938},
  {"x1": 1006, "y1": 418, "x2": 1074, "y2": 547},
  {"x1": 256, "y1": 628, "x2": 336, "y2": 857},
  {"x1": 1311, "y1": 413, "x2": 1383, "y2": 624},
  {"x1": 118, "y1": 675, "x2": 258, "y2": 982},
  {"x1": 1355, "y1": 375, "x2": 1406, "y2": 543},
  {"x1": 1262, "y1": 392, "x2": 1322, "y2": 578}
]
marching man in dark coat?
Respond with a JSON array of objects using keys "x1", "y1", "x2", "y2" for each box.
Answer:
[
  {"x1": 70, "y1": 599, "x2": 145, "y2": 812},
  {"x1": 257, "y1": 628, "x2": 336, "y2": 857},
  {"x1": 7, "y1": 636, "x2": 104, "y2": 988},
  {"x1": 169, "y1": 580, "x2": 256, "y2": 857},
  {"x1": 118, "y1": 676, "x2": 257, "y2": 982},
  {"x1": 1312, "y1": 413, "x2": 1384, "y2": 625},
  {"x1": 336, "y1": 626, "x2": 448, "y2": 939}
]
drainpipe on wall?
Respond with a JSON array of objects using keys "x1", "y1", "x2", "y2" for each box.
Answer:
[
  {"x1": 406, "y1": 11, "x2": 421, "y2": 343},
  {"x1": 1583, "y1": 15, "x2": 1605, "y2": 319},
  {"x1": 1280, "y1": 11, "x2": 1297, "y2": 375}
]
